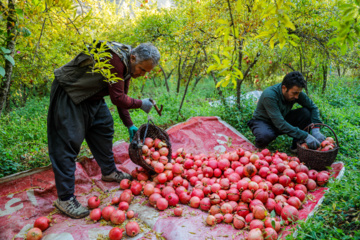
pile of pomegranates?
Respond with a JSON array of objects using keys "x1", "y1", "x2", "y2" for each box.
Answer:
[
  {"x1": 301, "y1": 136, "x2": 336, "y2": 151},
  {"x1": 122, "y1": 146, "x2": 332, "y2": 239},
  {"x1": 141, "y1": 137, "x2": 170, "y2": 171}
]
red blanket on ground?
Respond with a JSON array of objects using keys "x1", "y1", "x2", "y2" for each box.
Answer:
[{"x1": 0, "y1": 117, "x2": 344, "y2": 240}]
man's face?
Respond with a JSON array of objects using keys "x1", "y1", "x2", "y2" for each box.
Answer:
[
  {"x1": 130, "y1": 55, "x2": 154, "y2": 78},
  {"x1": 282, "y1": 85, "x2": 303, "y2": 102}
]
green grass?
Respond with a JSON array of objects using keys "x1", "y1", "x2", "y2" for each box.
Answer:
[{"x1": 0, "y1": 75, "x2": 359, "y2": 238}]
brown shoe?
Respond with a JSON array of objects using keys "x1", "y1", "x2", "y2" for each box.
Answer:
[
  {"x1": 101, "y1": 170, "x2": 132, "y2": 183},
  {"x1": 54, "y1": 196, "x2": 89, "y2": 219}
]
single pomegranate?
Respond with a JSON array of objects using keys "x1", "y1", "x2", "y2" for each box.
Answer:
[
  {"x1": 296, "y1": 172, "x2": 309, "y2": 184},
  {"x1": 109, "y1": 227, "x2": 124, "y2": 240},
  {"x1": 223, "y1": 213, "x2": 233, "y2": 223},
  {"x1": 102, "y1": 206, "x2": 116, "y2": 221},
  {"x1": 143, "y1": 183, "x2": 155, "y2": 196},
  {"x1": 252, "y1": 205, "x2": 267, "y2": 220},
  {"x1": 174, "y1": 207, "x2": 183, "y2": 216},
  {"x1": 127, "y1": 210, "x2": 135, "y2": 219},
  {"x1": 118, "y1": 201, "x2": 129, "y2": 211},
  {"x1": 26, "y1": 228, "x2": 42, "y2": 240},
  {"x1": 120, "y1": 179, "x2": 131, "y2": 189},
  {"x1": 221, "y1": 203, "x2": 233, "y2": 214},
  {"x1": 245, "y1": 213, "x2": 254, "y2": 223},
  {"x1": 307, "y1": 179, "x2": 317, "y2": 191},
  {"x1": 88, "y1": 196, "x2": 101, "y2": 209},
  {"x1": 111, "y1": 196, "x2": 120, "y2": 205},
  {"x1": 272, "y1": 184, "x2": 285, "y2": 195},
  {"x1": 149, "y1": 193, "x2": 162, "y2": 206},
  {"x1": 200, "y1": 197, "x2": 211, "y2": 211},
  {"x1": 243, "y1": 164, "x2": 257, "y2": 177},
  {"x1": 264, "y1": 227, "x2": 278, "y2": 240},
  {"x1": 34, "y1": 216, "x2": 51, "y2": 231},
  {"x1": 233, "y1": 214, "x2": 246, "y2": 229},
  {"x1": 241, "y1": 189, "x2": 254, "y2": 202},
  {"x1": 265, "y1": 198, "x2": 276, "y2": 212},
  {"x1": 249, "y1": 219, "x2": 265, "y2": 230},
  {"x1": 308, "y1": 170, "x2": 318, "y2": 180},
  {"x1": 126, "y1": 221, "x2": 140, "y2": 237},
  {"x1": 90, "y1": 208, "x2": 102, "y2": 221},
  {"x1": 265, "y1": 217, "x2": 281, "y2": 232},
  {"x1": 189, "y1": 196, "x2": 201, "y2": 208},
  {"x1": 281, "y1": 205, "x2": 299, "y2": 223},
  {"x1": 287, "y1": 196, "x2": 302, "y2": 209},
  {"x1": 130, "y1": 182, "x2": 143, "y2": 195},
  {"x1": 166, "y1": 193, "x2": 179, "y2": 207},
  {"x1": 294, "y1": 190, "x2": 306, "y2": 202},
  {"x1": 110, "y1": 210, "x2": 126, "y2": 224},
  {"x1": 317, "y1": 172, "x2": 330, "y2": 186},
  {"x1": 206, "y1": 215, "x2": 216, "y2": 225},
  {"x1": 179, "y1": 192, "x2": 191, "y2": 204},
  {"x1": 236, "y1": 204, "x2": 249, "y2": 218},
  {"x1": 156, "y1": 197, "x2": 169, "y2": 210},
  {"x1": 247, "y1": 228, "x2": 264, "y2": 240}
]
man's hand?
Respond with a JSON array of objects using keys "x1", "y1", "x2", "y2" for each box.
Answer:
[
  {"x1": 311, "y1": 127, "x2": 326, "y2": 142},
  {"x1": 140, "y1": 98, "x2": 154, "y2": 114},
  {"x1": 128, "y1": 125, "x2": 138, "y2": 142},
  {"x1": 305, "y1": 134, "x2": 320, "y2": 149}
]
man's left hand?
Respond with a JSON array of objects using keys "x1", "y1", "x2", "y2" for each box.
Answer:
[
  {"x1": 128, "y1": 125, "x2": 138, "y2": 142},
  {"x1": 311, "y1": 127, "x2": 326, "y2": 142}
]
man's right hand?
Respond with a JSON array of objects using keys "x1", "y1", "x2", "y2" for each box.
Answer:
[
  {"x1": 304, "y1": 134, "x2": 320, "y2": 149},
  {"x1": 140, "y1": 98, "x2": 154, "y2": 114}
]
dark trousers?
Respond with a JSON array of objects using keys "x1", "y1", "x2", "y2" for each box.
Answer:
[
  {"x1": 47, "y1": 79, "x2": 117, "y2": 199},
  {"x1": 247, "y1": 108, "x2": 311, "y2": 149}
]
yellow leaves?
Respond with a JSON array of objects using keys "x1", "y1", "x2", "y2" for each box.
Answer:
[{"x1": 283, "y1": 14, "x2": 295, "y2": 30}]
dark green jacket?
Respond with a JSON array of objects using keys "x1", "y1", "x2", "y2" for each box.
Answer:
[{"x1": 252, "y1": 83, "x2": 322, "y2": 139}]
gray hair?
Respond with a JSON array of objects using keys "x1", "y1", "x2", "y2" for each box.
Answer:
[{"x1": 131, "y1": 43, "x2": 160, "y2": 66}]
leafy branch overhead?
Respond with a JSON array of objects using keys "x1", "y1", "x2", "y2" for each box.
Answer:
[{"x1": 84, "y1": 40, "x2": 123, "y2": 84}]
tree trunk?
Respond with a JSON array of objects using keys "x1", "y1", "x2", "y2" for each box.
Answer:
[
  {"x1": 141, "y1": 81, "x2": 146, "y2": 93},
  {"x1": 0, "y1": 0, "x2": 17, "y2": 117},
  {"x1": 178, "y1": 51, "x2": 200, "y2": 119},
  {"x1": 322, "y1": 64, "x2": 328, "y2": 93},
  {"x1": 191, "y1": 76, "x2": 202, "y2": 91},
  {"x1": 159, "y1": 64, "x2": 173, "y2": 93},
  {"x1": 176, "y1": 55, "x2": 182, "y2": 93},
  {"x1": 152, "y1": 76, "x2": 157, "y2": 87},
  {"x1": 237, "y1": 52, "x2": 261, "y2": 109},
  {"x1": 337, "y1": 65, "x2": 341, "y2": 77}
]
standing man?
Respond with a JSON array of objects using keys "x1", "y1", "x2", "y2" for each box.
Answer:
[
  {"x1": 48, "y1": 42, "x2": 160, "y2": 218},
  {"x1": 247, "y1": 71, "x2": 326, "y2": 152}
]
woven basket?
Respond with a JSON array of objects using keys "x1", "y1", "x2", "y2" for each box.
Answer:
[
  {"x1": 296, "y1": 123, "x2": 339, "y2": 171},
  {"x1": 128, "y1": 121, "x2": 172, "y2": 173}
]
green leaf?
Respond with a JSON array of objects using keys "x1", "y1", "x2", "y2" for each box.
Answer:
[
  {"x1": 0, "y1": 66, "x2": 5, "y2": 77},
  {"x1": 4, "y1": 55, "x2": 15, "y2": 66},
  {"x1": 212, "y1": 54, "x2": 221, "y2": 64},
  {"x1": 1, "y1": 47, "x2": 11, "y2": 54},
  {"x1": 216, "y1": 19, "x2": 228, "y2": 25},
  {"x1": 16, "y1": 9, "x2": 24, "y2": 19}
]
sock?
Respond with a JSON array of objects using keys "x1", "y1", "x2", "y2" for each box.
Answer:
[{"x1": 60, "y1": 194, "x2": 74, "y2": 201}]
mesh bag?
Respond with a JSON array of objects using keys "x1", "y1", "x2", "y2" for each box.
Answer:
[
  {"x1": 296, "y1": 123, "x2": 339, "y2": 171},
  {"x1": 128, "y1": 120, "x2": 172, "y2": 173}
]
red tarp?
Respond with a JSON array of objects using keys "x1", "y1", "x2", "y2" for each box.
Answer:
[{"x1": 0, "y1": 116, "x2": 344, "y2": 240}]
